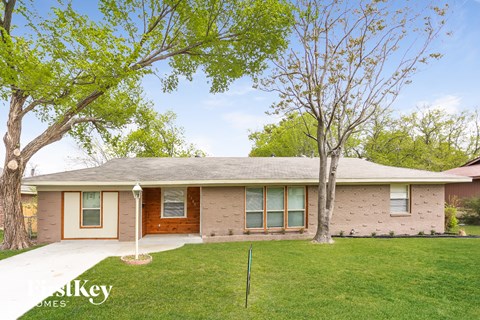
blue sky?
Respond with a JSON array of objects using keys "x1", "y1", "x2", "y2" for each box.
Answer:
[{"x1": 1, "y1": 0, "x2": 480, "y2": 174}]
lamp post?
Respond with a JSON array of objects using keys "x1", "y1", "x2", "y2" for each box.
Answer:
[{"x1": 132, "y1": 183, "x2": 143, "y2": 260}]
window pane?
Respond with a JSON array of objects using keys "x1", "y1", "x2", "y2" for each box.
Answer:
[
  {"x1": 246, "y1": 212, "x2": 263, "y2": 228},
  {"x1": 163, "y1": 202, "x2": 185, "y2": 217},
  {"x1": 390, "y1": 185, "x2": 408, "y2": 199},
  {"x1": 288, "y1": 210, "x2": 305, "y2": 227},
  {"x1": 164, "y1": 189, "x2": 185, "y2": 202},
  {"x1": 246, "y1": 188, "x2": 263, "y2": 211},
  {"x1": 82, "y1": 209, "x2": 100, "y2": 226},
  {"x1": 390, "y1": 199, "x2": 408, "y2": 212},
  {"x1": 83, "y1": 192, "x2": 100, "y2": 208},
  {"x1": 288, "y1": 187, "x2": 305, "y2": 210},
  {"x1": 267, "y1": 211, "x2": 284, "y2": 228},
  {"x1": 267, "y1": 187, "x2": 284, "y2": 210}
]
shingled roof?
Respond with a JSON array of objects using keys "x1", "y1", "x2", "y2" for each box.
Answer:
[{"x1": 22, "y1": 157, "x2": 470, "y2": 186}]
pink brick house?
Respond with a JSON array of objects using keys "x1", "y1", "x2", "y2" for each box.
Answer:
[{"x1": 22, "y1": 157, "x2": 469, "y2": 243}]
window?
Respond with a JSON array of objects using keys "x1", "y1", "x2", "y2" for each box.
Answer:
[
  {"x1": 287, "y1": 187, "x2": 305, "y2": 227},
  {"x1": 390, "y1": 184, "x2": 409, "y2": 213},
  {"x1": 162, "y1": 188, "x2": 186, "y2": 218},
  {"x1": 267, "y1": 187, "x2": 284, "y2": 228},
  {"x1": 245, "y1": 186, "x2": 306, "y2": 230},
  {"x1": 82, "y1": 192, "x2": 101, "y2": 227},
  {"x1": 246, "y1": 188, "x2": 264, "y2": 228}
]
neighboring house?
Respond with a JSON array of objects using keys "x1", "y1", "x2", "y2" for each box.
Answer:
[
  {"x1": 22, "y1": 157, "x2": 469, "y2": 243},
  {"x1": 0, "y1": 184, "x2": 37, "y2": 231},
  {"x1": 444, "y1": 157, "x2": 480, "y2": 203}
]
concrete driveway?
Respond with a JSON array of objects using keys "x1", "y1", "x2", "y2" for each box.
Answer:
[{"x1": 0, "y1": 235, "x2": 202, "y2": 320}]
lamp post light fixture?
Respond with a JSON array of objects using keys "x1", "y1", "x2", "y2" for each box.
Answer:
[{"x1": 132, "y1": 183, "x2": 143, "y2": 260}]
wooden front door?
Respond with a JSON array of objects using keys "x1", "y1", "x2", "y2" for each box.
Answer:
[{"x1": 143, "y1": 187, "x2": 200, "y2": 234}]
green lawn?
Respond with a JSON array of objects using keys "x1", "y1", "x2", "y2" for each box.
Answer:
[
  {"x1": 0, "y1": 229, "x2": 40, "y2": 260},
  {"x1": 451, "y1": 224, "x2": 480, "y2": 235},
  {"x1": 23, "y1": 238, "x2": 480, "y2": 320}
]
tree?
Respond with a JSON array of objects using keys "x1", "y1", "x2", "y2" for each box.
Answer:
[
  {"x1": 249, "y1": 113, "x2": 319, "y2": 157},
  {"x1": 0, "y1": 0, "x2": 293, "y2": 249},
  {"x1": 364, "y1": 107, "x2": 477, "y2": 171},
  {"x1": 261, "y1": 0, "x2": 447, "y2": 243},
  {"x1": 73, "y1": 109, "x2": 204, "y2": 167},
  {"x1": 248, "y1": 112, "x2": 361, "y2": 157}
]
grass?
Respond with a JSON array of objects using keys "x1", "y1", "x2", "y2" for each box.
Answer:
[
  {"x1": 0, "y1": 229, "x2": 41, "y2": 261},
  {"x1": 23, "y1": 238, "x2": 480, "y2": 320},
  {"x1": 451, "y1": 224, "x2": 480, "y2": 235}
]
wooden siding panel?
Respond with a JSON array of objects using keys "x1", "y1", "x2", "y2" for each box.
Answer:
[
  {"x1": 144, "y1": 187, "x2": 200, "y2": 234},
  {"x1": 445, "y1": 180, "x2": 480, "y2": 203}
]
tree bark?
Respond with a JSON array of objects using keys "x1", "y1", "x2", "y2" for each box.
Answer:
[
  {"x1": 1, "y1": 93, "x2": 31, "y2": 250},
  {"x1": 313, "y1": 124, "x2": 334, "y2": 244}
]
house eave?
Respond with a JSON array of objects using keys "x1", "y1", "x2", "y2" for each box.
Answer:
[{"x1": 25, "y1": 176, "x2": 472, "y2": 188}]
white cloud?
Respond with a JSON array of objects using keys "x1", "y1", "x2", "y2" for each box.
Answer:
[
  {"x1": 201, "y1": 96, "x2": 233, "y2": 109},
  {"x1": 222, "y1": 111, "x2": 276, "y2": 131},
  {"x1": 416, "y1": 94, "x2": 462, "y2": 114}
]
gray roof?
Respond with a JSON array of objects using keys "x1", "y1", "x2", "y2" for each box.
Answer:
[{"x1": 22, "y1": 157, "x2": 470, "y2": 186}]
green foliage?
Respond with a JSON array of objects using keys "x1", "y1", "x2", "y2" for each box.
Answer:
[
  {"x1": 444, "y1": 205, "x2": 459, "y2": 232},
  {"x1": 462, "y1": 197, "x2": 480, "y2": 225},
  {"x1": 249, "y1": 113, "x2": 318, "y2": 157},
  {"x1": 249, "y1": 107, "x2": 480, "y2": 172},
  {"x1": 1, "y1": 0, "x2": 293, "y2": 150},
  {"x1": 389, "y1": 231, "x2": 395, "y2": 237},
  {"x1": 109, "y1": 109, "x2": 203, "y2": 158},
  {"x1": 249, "y1": 112, "x2": 361, "y2": 157},
  {"x1": 363, "y1": 108, "x2": 476, "y2": 172}
]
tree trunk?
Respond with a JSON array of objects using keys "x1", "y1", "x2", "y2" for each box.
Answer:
[
  {"x1": 313, "y1": 125, "x2": 334, "y2": 244},
  {"x1": 1, "y1": 93, "x2": 31, "y2": 250}
]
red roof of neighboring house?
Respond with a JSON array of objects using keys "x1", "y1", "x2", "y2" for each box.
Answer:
[
  {"x1": 444, "y1": 164, "x2": 480, "y2": 179},
  {"x1": 462, "y1": 156, "x2": 480, "y2": 167}
]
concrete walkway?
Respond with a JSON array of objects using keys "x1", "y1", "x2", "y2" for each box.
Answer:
[{"x1": 0, "y1": 235, "x2": 202, "y2": 320}]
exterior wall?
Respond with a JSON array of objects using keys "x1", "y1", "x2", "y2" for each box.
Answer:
[
  {"x1": 445, "y1": 180, "x2": 480, "y2": 203},
  {"x1": 37, "y1": 191, "x2": 62, "y2": 243},
  {"x1": 63, "y1": 192, "x2": 118, "y2": 239},
  {"x1": 118, "y1": 191, "x2": 136, "y2": 241},
  {"x1": 143, "y1": 187, "x2": 200, "y2": 234},
  {"x1": 201, "y1": 187, "x2": 245, "y2": 237},
  {"x1": 309, "y1": 184, "x2": 444, "y2": 236},
  {"x1": 202, "y1": 184, "x2": 445, "y2": 239}
]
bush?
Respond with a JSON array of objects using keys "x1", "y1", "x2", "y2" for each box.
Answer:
[
  {"x1": 462, "y1": 197, "x2": 480, "y2": 225},
  {"x1": 444, "y1": 205, "x2": 458, "y2": 232}
]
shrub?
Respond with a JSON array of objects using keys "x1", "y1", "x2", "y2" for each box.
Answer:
[
  {"x1": 430, "y1": 230, "x2": 436, "y2": 235},
  {"x1": 299, "y1": 228, "x2": 305, "y2": 234},
  {"x1": 371, "y1": 232, "x2": 376, "y2": 238},
  {"x1": 210, "y1": 231, "x2": 216, "y2": 237},
  {"x1": 444, "y1": 205, "x2": 458, "y2": 232},
  {"x1": 463, "y1": 197, "x2": 480, "y2": 225},
  {"x1": 339, "y1": 230, "x2": 344, "y2": 237},
  {"x1": 244, "y1": 230, "x2": 251, "y2": 235},
  {"x1": 280, "y1": 228, "x2": 286, "y2": 234},
  {"x1": 389, "y1": 231, "x2": 395, "y2": 237},
  {"x1": 418, "y1": 231, "x2": 425, "y2": 236},
  {"x1": 228, "y1": 229, "x2": 234, "y2": 236}
]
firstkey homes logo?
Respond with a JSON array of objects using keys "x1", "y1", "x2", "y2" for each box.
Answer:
[{"x1": 32, "y1": 280, "x2": 113, "y2": 307}]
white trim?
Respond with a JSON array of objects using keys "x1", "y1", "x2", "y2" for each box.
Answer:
[
  {"x1": 161, "y1": 187, "x2": 187, "y2": 218},
  {"x1": 25, "y1": 176, "x2": 472, "y2": 187}
]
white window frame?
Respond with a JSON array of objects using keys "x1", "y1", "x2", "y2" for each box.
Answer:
[
  {"x1": 286, "y1": 186, "x2": 306, "y2": 228},
  {"x1": 161, "y1": 188, "x2": 187, "y2": 218},
  {"x1": 245, "y1": 187, "x2": 265, "y2": 229},
  {"x1": 266, "y1": 186, "x2": 285, "y2": 229},
  {"x1": 81, "y1": 191, "x2": 102, "y2": 228},
  {"x1": 390, "y1": 184, "x2": 410, "y2": 215}
]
